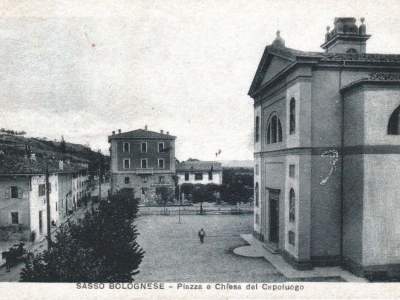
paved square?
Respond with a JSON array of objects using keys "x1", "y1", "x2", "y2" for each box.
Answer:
[{"x1": 135, "y1": 214, "x2": 286, "y2": 282}]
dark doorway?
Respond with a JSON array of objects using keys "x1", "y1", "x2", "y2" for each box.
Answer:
[
  {"x1": 39, "y1": 210, "x2": 43, "y2": 234},
  {"x1": 268, "y1": 189, "x2": 280, "y2": 244}
]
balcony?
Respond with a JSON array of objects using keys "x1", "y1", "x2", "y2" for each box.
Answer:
[{"x1": 136, "y1": 168, "x2": 154, "y2": 175}]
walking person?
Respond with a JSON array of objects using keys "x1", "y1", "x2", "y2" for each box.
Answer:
[{"x1": 198, "y1": 228, "x2": 206, "y2": 244}]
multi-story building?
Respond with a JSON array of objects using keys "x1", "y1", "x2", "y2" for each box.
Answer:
[
  {"x1": 0, "y1": 155, "x2": 89, "y2": 242},
  {"x1": 108, "y1": 127, "x2": 176, "y2": 204},
  {"x1": 248, "y1": 17, "x2": 400, "y2": 277},
  {"x1": 176, "y1": 160, "x2": 223, "y2": 186}
]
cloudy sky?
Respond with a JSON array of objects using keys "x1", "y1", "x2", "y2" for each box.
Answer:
[{"x1": 0, "y1": 0, "x2": 399, "y2": 160}]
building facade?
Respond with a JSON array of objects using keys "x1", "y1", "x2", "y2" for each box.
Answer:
[
  {"x1": 176, "y1": 160, "x2": 223, "y2": 186},
  {"x1": 0, "y1": 155, "x2": 89, "y2": 242},
  {"x1": 248, "y1": 17, "x2": 400, "y2": 277},
  {"x1": 109, "y1": 127, "x2": 176, "y2": 204}
]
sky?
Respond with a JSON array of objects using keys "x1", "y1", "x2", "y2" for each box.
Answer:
[{"x1": 0, "y1": 0, "x2": 400, "y2": 160}]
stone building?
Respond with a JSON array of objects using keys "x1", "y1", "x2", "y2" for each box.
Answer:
[
  {"x1": 248, "y1": 17, "x2": 400, "y2": 277},
  {"x1": 108, "y1": 127, "x2": 176, "y2": 204},
  {"x1": 0, "y1": 155, "x2": 89, "y2": 242}
]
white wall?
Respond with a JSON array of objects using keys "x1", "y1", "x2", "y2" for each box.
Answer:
[
  {"x1": 364, "y1": 89, "x2": 400, "y2": 145},
  {"x1": 29, "y1": 174, "x2": 59, "y2": 240},
  {"x1": 254, "y1": 156, "x2": 262, "y2": 233},
  {"x1": 284, "y1": 155, "x2": 300, "y2": 258},
  {"x1": 177, "y1": 171, "x2": 222, "y2": 185},
  {"x1": 29, "y1": 175, "x2": 48, "y2": 240},
  {"x1": 363, "y1": 154, "x2": 400, "y2": 266}
]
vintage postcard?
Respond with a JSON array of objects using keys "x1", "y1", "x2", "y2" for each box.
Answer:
[{"x1": 1, "y1": 0, "x2": 400, "y2": 299}]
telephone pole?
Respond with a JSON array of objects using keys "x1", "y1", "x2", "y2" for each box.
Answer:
[{"x1": 45, "y1": 165, "x2": 52, "y2": 250}]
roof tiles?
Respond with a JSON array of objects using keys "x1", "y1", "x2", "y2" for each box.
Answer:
[
  {"x1": 108, "y1": 129, "x2": 176, "y2": 141},
  {"x1": 176, "y1": 161, "x2": 222, "y2": 172}
]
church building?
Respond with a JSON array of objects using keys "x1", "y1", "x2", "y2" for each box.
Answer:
[{"x1": 248, "y1": 17, "x2": 400, "y2": 277}]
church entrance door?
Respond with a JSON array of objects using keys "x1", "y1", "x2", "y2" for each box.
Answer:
[{"x1": 268, "y1": 189, "x2": 280, "y2": 245}]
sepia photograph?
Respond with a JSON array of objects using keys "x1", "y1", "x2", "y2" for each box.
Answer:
[{"x1": 1, "y1": 0, "x2": 400, "y2": 298}]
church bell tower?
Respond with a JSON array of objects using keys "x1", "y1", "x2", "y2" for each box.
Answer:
[{"x1": 321, "y1": 17, "x2": 370, "y2": 54}]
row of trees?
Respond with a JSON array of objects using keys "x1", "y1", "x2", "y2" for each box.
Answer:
[
  {"x1": 147, "y1": 168, "x2": 255, "y2": 207},
  {"x1": 0, "y1": 128, "x2": 26, "y2": 136},
  {"x1": 20, "y1": 190, "x2": 144, "y2": 282},
  {"x1": 180, "y1": 181, "x2": 253, "y2": 205}
]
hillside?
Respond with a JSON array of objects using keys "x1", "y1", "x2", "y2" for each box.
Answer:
[{"x1": 0, "y1": 133, "x2": 109, "y2": 173}]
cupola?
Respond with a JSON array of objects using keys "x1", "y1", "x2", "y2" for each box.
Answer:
[{"x1": 321, "y1": 17, "x2": 370, "y2": 54}]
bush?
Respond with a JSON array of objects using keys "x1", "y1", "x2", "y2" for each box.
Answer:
[
  {"x1": 155, "y1": 186, "x2": 174, "y2": 206},
  {"x1": 220, "y1": 168, "x2": 254, "y2": 204},
  {"x1": 20, "y1": 191, "x2": 145, "y2": 282},
  {"x1": 180, "y1": 183, "x2": 194, "y2": 199}
]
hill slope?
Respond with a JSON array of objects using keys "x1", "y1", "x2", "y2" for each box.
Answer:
[{"x1": 0, "y1": 134, "x2": 108, "y2": 172}]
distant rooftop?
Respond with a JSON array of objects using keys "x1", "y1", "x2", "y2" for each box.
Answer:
[
  {"x1": 176, "y1": 160, "x2": 222, "y2": 172},
  {"x1": 108, "y1": 127, "x2": 176, "y2": 142}
]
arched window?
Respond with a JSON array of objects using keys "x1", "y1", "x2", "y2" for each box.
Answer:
[
  {"x1": 255, "y1": 116, "x2": 260, "y2": 142},
  {"x1": 289, "y1": 188, "x2": 295, "y2": 222},
  {"x1": 388, "y1": 105, "x2": 400, "y2": 135},
  {"x1": 289, "y1": 98, "x2": 296, "y2": 134},
  {"x1": 266, "y1": 113, "x2": 283, "y2": 144},
  {"x1": 255, "y1": 182, "x2": 259, "y2": 207},
  {"x1": 346, "y1": 48, "x2": 358, "y2": 54},
  {"x1": 123, "y1": 142, "x2": 129, "y2": 152}
]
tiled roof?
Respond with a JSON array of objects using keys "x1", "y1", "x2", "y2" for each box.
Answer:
[
  {"x1": 176, "y1": 161, "x2": 223, "y2": 172},
  {"x1": 0, "y1": 155, "x2": 87, "y2": 175},
  {"x1": 108, "y1": 129, "x2": 176, "y2": 141}
]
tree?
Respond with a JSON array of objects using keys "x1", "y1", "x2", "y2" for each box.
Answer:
[
  {"x1": 192, "y1": 184, "x2": 210, "y2": 214},
  {"x1": 59, "y1": 136, "x2": 66, "y2": 156},
  {"x1": 180, "y1": 183, "x2": 194, "y2": 201},
  {"x1": 220, "y1": 167, "x2": 253, "y2": 205},
  {"x1": 187, "y1": 158, "x2": 199, "y2": 162},
  {"x1": 20, "y1": 191, "x2": 144, "y2": 282},
  {"x1": 155, "y1": 186, "x2": 174, "y2": 209},
  {"x1": 206, "y1": 183, "x2": 221, "y2": 203}
]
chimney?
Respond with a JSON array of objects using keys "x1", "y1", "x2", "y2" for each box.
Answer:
[
  {"x1": 160, "y1": 130, "x2": 164, "y2": 134},
  {"x1": 59, "y1": 160, "x2": 64, "y2": 171},
  {"x1": 112, "y1": 131, "x2": 115, "y2": 135},
  {"x1": 166, "y1": 131, "x2": 169, "y2": 135},
  {"x1": 321, "y1": 17, "x2": 370, "y2": 54},
  {"x1": 118, "y1": 129, "x2": 121, "y2": 134},
  {"x1": 144, "y1": 125, "x2": 148, "y2": 131}
]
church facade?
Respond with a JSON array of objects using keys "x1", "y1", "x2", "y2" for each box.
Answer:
[{"x1": 248, "y1": 17, "x2": 400, "y2": 277}]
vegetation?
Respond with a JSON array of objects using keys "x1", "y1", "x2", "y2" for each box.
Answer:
[
  {"x1": 0, "y1": 132, "x2": 109, "y2": 174},
  {"x1": 59, "y1": 136, "x2": 66, "y2": 155},
  {"x1": 180, "y1": 168, "x2": 253, "y2": 205},
  {"x1": 0, "y1": 128, "x2": 26, "y2": 136},
  {"x1": 20, "y1": 190, "x2": 144, "y2": 282},
  {"x1": 220, "y1": 167, "x2": 253, "y2": 205},
  {"x1": 155, "y1": 186, "x2": 175, "y2": 207}
]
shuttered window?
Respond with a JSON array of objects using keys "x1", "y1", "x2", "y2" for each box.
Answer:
[{"x1": 11, "y1": 186, "x2": 18, "y2": 198}]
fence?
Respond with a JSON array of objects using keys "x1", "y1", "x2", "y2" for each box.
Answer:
[{"x1": 138, "y1": 205, "x2": 253, "y2": 216}]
